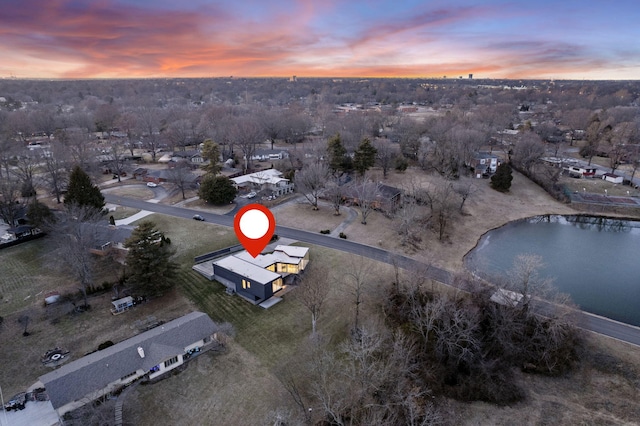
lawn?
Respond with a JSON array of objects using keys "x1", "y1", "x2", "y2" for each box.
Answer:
[{"x1": 0, "y1": 238, "x2": 58, "y2": 316}]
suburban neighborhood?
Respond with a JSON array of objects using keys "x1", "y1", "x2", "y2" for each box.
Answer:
[{"x1": 1, "y1": 76, "x2": 640, "y2": 425}]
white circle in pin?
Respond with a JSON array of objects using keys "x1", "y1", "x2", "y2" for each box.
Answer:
[{"x1": 239, "y1": 209, "x2": 269, "y2": 239}]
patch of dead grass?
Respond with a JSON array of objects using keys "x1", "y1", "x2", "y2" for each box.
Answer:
[
  {"x1": 125, "y1": 342, "x2": 295, "y2": 426},
  {"x1": 271, "y1": 199, "x2": 345, "y2": 233}
]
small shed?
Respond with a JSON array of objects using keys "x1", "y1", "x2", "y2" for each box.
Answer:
[
  {"x1": 602, "y1": 173, "x2": 623, "y2": 184},
  {"x1": 111, "y1": 296, "x2": 134, "y2": 315}
]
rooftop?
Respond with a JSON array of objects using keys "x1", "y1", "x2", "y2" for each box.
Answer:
[{"x1": 39, "y1": 312, "x2": 217, "y2": 410}]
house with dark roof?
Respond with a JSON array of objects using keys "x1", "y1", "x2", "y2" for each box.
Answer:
[
  {"x1": 196, "y1": 245, "x2": 310, "y2": 306},
  {"x1": 466, "y1": 152, "x2": 501, "y2": 178},
  {"x1": 88, "y1": 224, "x2": 133, "y2": 264},
  {"x1": 341, "y1": 182, "x2": 403, "y2": 213},
  {"x1": 171, "y1": 150, "x2": 204, "y2": 165},
  {"x1": 38, "y1": 311, "x2": 218, "y2": 416}
]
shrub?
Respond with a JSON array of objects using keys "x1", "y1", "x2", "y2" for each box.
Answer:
[
  {"x1": 98, "y1": 341, "x2": 114, "y2": 351},
  {"x1": 320, "y1": 229, "x2": 331, "y2": 234},
  {"x1": 339, "y1": 232, "x2": 347, "y2": 239},
  {"x1": 394, "y1": 157, "x2": 408, "y2": 172}
]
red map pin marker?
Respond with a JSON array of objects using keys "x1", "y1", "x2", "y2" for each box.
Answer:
[{"x1": 233, "y1": 203, "x2": 276, "y2": 258}]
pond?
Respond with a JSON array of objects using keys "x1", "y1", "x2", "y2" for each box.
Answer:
[{"x1": 465, "y1": 215, "x2": 640, "y2": 327}]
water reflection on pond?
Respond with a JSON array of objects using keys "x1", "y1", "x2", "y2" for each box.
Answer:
[{"x1": 465, "y1": 215, "x2": 640, "y2": 326}]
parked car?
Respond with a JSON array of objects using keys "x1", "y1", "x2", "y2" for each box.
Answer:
[
  {"x1": 193, "y1": 214, "x2": 205, "y2": 221},
  {"x1": 146, "y1": 182, "x2": 158, "y2": 188},
  {"x1": 247, "y1": 191, "x2": 257, "y2": 199},
  {"x1": 4, "y1": 392, "x2": 26, "y2": 411}
]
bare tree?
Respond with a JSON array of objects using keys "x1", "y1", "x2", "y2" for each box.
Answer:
[
  {"x1": 426, "y1": 180, "x2": 459, "y2": 241},
  {"x1": 294, "y1": 266, "x2": 331, "y2": 335},
  {"x1": 505, "y1": 253, "x2": 553, "y2": 312},
  {"x1": 374, "y1": 138, "x2": 398, "y2": 178},
  {"x1": 324, "y1": 174, "x2": 344, "y2": 216},
  {"x1": 394, "y1": 183, "x2": 427, "y2": 247},
  {"x1": 136, "y1": 106, "x2": 163, "y2": 162},
  {"x1": 0, "y1": 177, "x2": 23, "y2": 227},
  {"x1": 167, "y1": 162, "x2": 193, "y2": 199},
  {"x1": 57, "y1": 127, "x2": 96, "y2": 171},
  {"x1": 13, "y1": 148, "x2": 40, "y2": 198},
  {"x1": 513, "y1": 131, "x2": 545, "y2": 174},
  {"x1": 41, "y1": 140, "x2": 71, "y2": 204},
  {"x1": 353, "y1": 177, "x2": 380, "y2": 225},
  {"x1": 454, "y1": 181, "x2": 478, "y2": 213},
  {"x1": 582, "y1": 113, "x2": 613, "y2": 165},
  {"x1": 50, "y1": 205, "x2": 104, "y2": 308},
  {"x1": 116, "y1": 109, "x2": 139, "y2": 157},
  {"x1": 343, "y1": 256, "x2": 375, "y2": 332},
  {"x1": 295, "y1": 162, "x2": 329, "y2": 210},
  {"x1": 231, "y1": 116, "x2": 263, "y2": 173},
  {"x1": 106, "y1": 139, "x2": 129, "y2": 182}
]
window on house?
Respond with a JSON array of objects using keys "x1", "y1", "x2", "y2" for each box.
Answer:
[
  {"x1": 242, "y1": 279, "x2": 251, "y2": 289},
  {"x1": 272, "y1": 278, "x2": 283, "y2": 293},
  {"x1": 164, "y1": 356, "x2": 179, "y2": 368}
]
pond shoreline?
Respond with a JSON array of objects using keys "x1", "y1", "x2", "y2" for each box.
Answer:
[{"x1": 463, "y1": 213, "x2": 640, "y2": 327}]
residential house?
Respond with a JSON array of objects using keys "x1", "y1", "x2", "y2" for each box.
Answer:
[
  {"x1": 144, "y1": 169, "x2": 172, "y2": 184},
  {"x1": 88, "y1": 224, "x2": 132, "y2": 264},
  {"x1": 341, "y1": 182, "x2": 403, "y2": 213},
  {"x1": 202, "y1": 245, "x2": 310, "y2": 306},
  {"x1": 0, "y1": 225, "x2": 44, "y2": 248},
  {"x1": 132, "y1": 167, "x2": 148, "y2": 180},
  {"x1": 170, "y1": 150, "x2": 204, "y2": 165},
  {"x1": 38, "y1": 312, "x2": 218, "y2": 417},
  {"x1": 250, "y1": 149, "x2": 289, "y2": 161},
  {"x1": 466, "y1": 152, "x2": 501, "y2": 178},
  {"x1": 231, "y1": 169, "x2": 294, "y2": 197}
]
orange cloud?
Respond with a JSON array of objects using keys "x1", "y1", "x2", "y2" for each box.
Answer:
[{"x1": 0, "y1": 0, "x2": 637, "y2": 80}]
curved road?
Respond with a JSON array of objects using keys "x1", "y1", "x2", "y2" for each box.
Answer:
[{"x1": 103, "y1": 193, "x2": 640, "y2": 347}]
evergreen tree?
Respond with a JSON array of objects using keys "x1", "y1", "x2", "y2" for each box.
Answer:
[
  {"x1": 201, "y1": 139, "x2": 222, "y2": 175},
  {"x1": 327, "y1": 133, "x2": 349, "y2": 174},
  {"x1": 27, "y1": 200, "x2": 54, "y2": 227},
  {"x1": 198, "y1": 174, "x2": 238, "y2": 205},
  {"x1": 64, "y1": 165, "x2": 105, "y2": 211},
  {"x1": 491, "y1": 162, "x2": 513, "y2": 192},
  {"x1": 124, "y1": 221, "x2": 177, "y2": 297},
  {"x1": 353, "y1": 138, "x2": 377, "y2": 175}
]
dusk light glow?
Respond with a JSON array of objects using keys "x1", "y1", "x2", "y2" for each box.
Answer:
[{"x1": 1, "y1": 0, "x2": 638, "y2": 80}]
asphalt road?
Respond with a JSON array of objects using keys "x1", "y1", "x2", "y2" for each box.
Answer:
[{"x1": 103, "y1": 193, "x2": 640, "y2": 347}]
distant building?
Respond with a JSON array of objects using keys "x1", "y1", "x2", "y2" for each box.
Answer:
[
  {"x1": 231, "y1": 169, "x2": 293, "y2": 196},
  {"x1": 469, "y1": 73, "x2": 473, "y2": 79},
  {"x1": 466, "y1": 152, "x2": 501, "y2": 178}
]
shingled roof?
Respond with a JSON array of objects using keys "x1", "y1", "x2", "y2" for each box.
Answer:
[{"x1": 39, "y1": 311, "x2": 217, "y2": 410}]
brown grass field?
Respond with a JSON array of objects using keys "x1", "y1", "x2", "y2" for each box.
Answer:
[{"x1": 2, "y1": 165, "x2": 640, "y2": 425}]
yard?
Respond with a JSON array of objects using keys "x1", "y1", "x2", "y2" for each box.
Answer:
[{"x1": 2, "y1": 166, "x2": 640, "y2": 424}]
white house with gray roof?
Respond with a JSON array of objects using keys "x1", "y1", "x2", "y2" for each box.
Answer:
[
  {"x1": 38, "y1": 311, "x2": 218, "y2": 416},
  {"x1": 207, "y1": 245, "x2": 310, "y2": 305}
]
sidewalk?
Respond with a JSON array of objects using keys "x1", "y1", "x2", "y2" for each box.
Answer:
[{"x1": 114, "y1": 210, "x2": 154, "y2": 226}]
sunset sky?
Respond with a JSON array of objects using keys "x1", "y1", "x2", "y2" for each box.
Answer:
[{"x1": 1, "y1": 0, "x2": 638, "y2": 80}]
